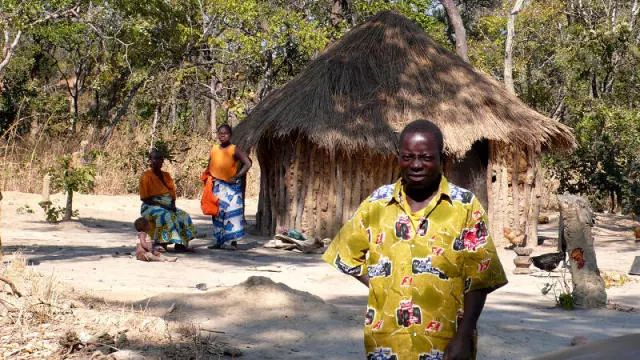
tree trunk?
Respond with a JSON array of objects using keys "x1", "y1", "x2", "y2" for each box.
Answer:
[
  {"x1": 504, "y1": 0, "x2": 527, "y2": 94},
  {"x1": 150, "y1": 105, "x2": 160, "y2": 151},
  {"x1": 209, "y1": 76, "x2": 217, "y2": 137},
  {"x1": 440, "y1": 0, "x2": 469, "y2": 62},
  {"x1": 257, "y1": 51, "x2": 274, "y2": 101},
  {"x1": 0, "y1": 30, "x2": 22, "y2": 76},
  {"x1": 558, "y1": 194, "x2": 607, "y2": 308},
  {"x1": 64, "y1": 190, "x2": 73, "y2": 221},
  {"x1": 101, "y1": 79, "x2": 145, "y2": 144},
  {"x1": 71, "y1": 91, "x2": 79, "y2": 133}
]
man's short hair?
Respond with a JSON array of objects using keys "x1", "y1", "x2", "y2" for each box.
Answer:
[
  {"x1": 218, "y1": 123, "x2": 232, "y2": 134},
  {"x1": 149, "y1": 148, "x2": 164, "y2": 159},
  {"x1": 134, "y1": 217, "x2": 150, "y2": 232},
  {"x1": 398, "y1": 119, "x2": 444, "y2": 155}
]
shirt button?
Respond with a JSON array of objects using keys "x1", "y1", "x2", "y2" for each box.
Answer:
[
  {"x1": 411, "y1": 244, "x2": 415, "y2": 248},
  {"x1": 413, "y1": 332, "x2": 417, "y2": 336}
]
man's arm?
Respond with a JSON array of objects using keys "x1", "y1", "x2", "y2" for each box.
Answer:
[
  {"x1": 354, "y1": 273, "x2": 370, "y2": 287},
  {"x1": 444, "y1": 289, "x2": 488, "y2": 360}
]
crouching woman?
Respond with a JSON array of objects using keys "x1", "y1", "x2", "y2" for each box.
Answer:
[{"x1": 139, "y1": 149, "x2": 196, "y2": 252}]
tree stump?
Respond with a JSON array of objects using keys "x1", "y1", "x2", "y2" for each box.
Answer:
[{"x1": 558, "y1": 195, "x2": 606, "y2": 308}]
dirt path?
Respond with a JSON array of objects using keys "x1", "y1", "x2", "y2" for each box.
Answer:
[{"x1": 2, "y1": 191, "x2": 639, "y2": 359}]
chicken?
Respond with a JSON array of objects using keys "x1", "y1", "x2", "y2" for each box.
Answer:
[
  {"x1": 531, "y1": 252, "x2": 565, "y2": 272},
  {"x1": 503, "y1": 227, "x2": 526, "y2": 248}
]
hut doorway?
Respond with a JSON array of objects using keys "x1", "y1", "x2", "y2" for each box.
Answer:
[{"x1": 445, "y1": 140, "x2": 489, "y2": 208}]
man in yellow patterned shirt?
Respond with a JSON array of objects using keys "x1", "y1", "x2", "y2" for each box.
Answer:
[{"x1": 323, "y1": 120, "x2": 507, "y2": 360}]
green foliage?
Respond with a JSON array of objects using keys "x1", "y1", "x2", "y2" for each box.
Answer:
[
  {"x1": 353, "y1": 0, "x2": 448, "y2": 44},
  {"x1": 556, "y1": 293, "x2": 575, "y2": 311},
  {"x1": 44, "y1": 204, "x2": 77, "y2": 223},
  {"x1": 16, "y1": 205, "x2": 35, "y2": 214},
  {"x1": 149, "y1": 139, "x2": 177, "y2": 163},
  {"x1": 47, "y1": 155, "x2": 96, "y2": 195},
  {"x1": 540, "y1": 264, "x2": 574, "y2": 310}
]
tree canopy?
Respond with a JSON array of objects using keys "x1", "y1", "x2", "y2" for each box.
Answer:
[{"x1": 1, "y1": 0, "x2": 639, "y2": 213}]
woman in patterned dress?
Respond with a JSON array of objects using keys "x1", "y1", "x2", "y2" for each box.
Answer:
[
  {"x1": 205, "y1": 124, "x2": 252, "y2": 249},
  {"x1": 139, "y1": 149, "x2": 196, "y2": 252}
]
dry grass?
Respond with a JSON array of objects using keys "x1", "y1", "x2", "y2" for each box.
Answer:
[
  {"x1": 0, "y1": 123, "x2": 261, "y2": 199},
  {"x1": 602, "y1": 271, "x2": 633, "y2": 289},
  {"x1": 0, "y1": 252, "x2": 236, "y2": 359}
]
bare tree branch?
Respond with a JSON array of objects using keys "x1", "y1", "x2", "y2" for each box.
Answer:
[
  {"x1": 0, "y1": 4, "x2": 80, "y2": 76},
  {"x1": 0, "y1": 30, "x2": 21, "y2": 74}
]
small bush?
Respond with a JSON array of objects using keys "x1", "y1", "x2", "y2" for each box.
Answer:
[
  {"x1": 47, "y1": 155, "x2": 95, "y2": 221},
  {"x1": 557, "y1": 293, "x2": 575, "y2": 310},
  {"x1": 44, "y1": 205, "x2": 78, "y2": 223},
  {"x1": 16, "y1": 205, "x2": 35, "y2": 214}
]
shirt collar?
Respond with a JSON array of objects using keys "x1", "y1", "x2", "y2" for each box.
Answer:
[{"x1": 390, "y1": 175, "x2": 451, "y2": 206}]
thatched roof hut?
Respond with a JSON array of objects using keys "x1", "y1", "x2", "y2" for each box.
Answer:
[{"x1": 234, "y1": 11, "x2": 575, "y2": 244}]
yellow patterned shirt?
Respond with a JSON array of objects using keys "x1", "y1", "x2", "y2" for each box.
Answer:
[{"x1": 322, "y1": 176, "x2": 507, "y2": 360}]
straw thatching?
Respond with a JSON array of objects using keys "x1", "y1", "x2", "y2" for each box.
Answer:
[
  {"x1": 234, "y1": 11, "x2": 576, "y2": 243},
  {"x1": 234, "y1": 11, "x2": 574, "y2": 158}
]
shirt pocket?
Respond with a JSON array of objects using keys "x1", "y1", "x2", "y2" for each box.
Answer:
[{"x1": 430, "y1": 251, "x2": 463, "y2": 280}]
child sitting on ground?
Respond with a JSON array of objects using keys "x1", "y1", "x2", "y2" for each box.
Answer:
[{"x1": 134, "y1": 217, "x2": 177, "y2": 262}]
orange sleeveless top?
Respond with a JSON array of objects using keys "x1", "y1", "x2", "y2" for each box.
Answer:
[{"x1": 208, "y1": 144, "x2": 237, "y2": 182}]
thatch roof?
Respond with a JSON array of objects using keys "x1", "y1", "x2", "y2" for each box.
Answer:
[{"x1": 233, "y1": 11, "x2": 575, "y2": 157}]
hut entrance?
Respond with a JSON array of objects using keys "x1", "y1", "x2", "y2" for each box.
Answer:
[{"x1": 445, "y1": 140, "x2": 489, "y2": 208}]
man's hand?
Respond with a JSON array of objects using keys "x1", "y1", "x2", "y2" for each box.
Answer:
[{"x1": 444, "y1": 334, "x2": 472, "y2": 360}]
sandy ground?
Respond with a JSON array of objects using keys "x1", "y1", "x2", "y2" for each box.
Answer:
[{"x1": 2, "y1": 191, "x2": 640, "y2": 359}]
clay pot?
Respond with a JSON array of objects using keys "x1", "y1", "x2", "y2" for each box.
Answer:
[
  {"x1": 514, "y1": 255, "x2": 532, "y2": 267},
  {"x1": 513, "y1": 247, "x2": 533, "y2": 256}
]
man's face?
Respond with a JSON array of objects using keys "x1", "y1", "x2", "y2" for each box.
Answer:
[
  {"x1": 398, "y1": 132, "x2": 442, "y2": 190},
  {"x1": 217, "y1": 128, "x2": 231, "y2": 144}
]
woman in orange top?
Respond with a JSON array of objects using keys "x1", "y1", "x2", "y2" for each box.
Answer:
[
  {"x1": 205, "y1": 124, "x2": 252, "y2": 249},
  {"x1": 140, "y1": 149, "x2": 196, "y2": 252}
]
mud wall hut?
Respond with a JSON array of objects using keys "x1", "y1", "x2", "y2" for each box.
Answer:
[{"x1": 234, "y1": 11, "x2": 575, "y2": 245}]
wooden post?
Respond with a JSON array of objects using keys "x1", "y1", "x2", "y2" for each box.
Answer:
[
  {"x1": 312, "y1": 147, "x2": 322, "y2": 237},
  {"x1": 292, "y1": 138, "x2": 304, "y2": 230},
  {"x1": 303, "y1": 146, "x2": 316, "y2": 233},
  {"x1": 41, "y1": 174, "x2": 51, "y2": 206},
  {"x1": 511, "y1": 147, "x2": 521, "y2": 236},
  {"x1": 486, "y1": 141, "x2": 495, "y2": 239},
  {"x1": 342, "y1": 153, "x2": 353, "y2": 224},
  {"x1": 328, "y1": 150, "x2": 337, "y2": 236},
  {"x1": 494, "y1": 143, "x2": 510, "y2": 247},
  {"x1": 525, "y1": 146, "x2": 541, "y2": 247},
  {"x1": 335, "y1": 154, "x2": 344, "y2": 231}
]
